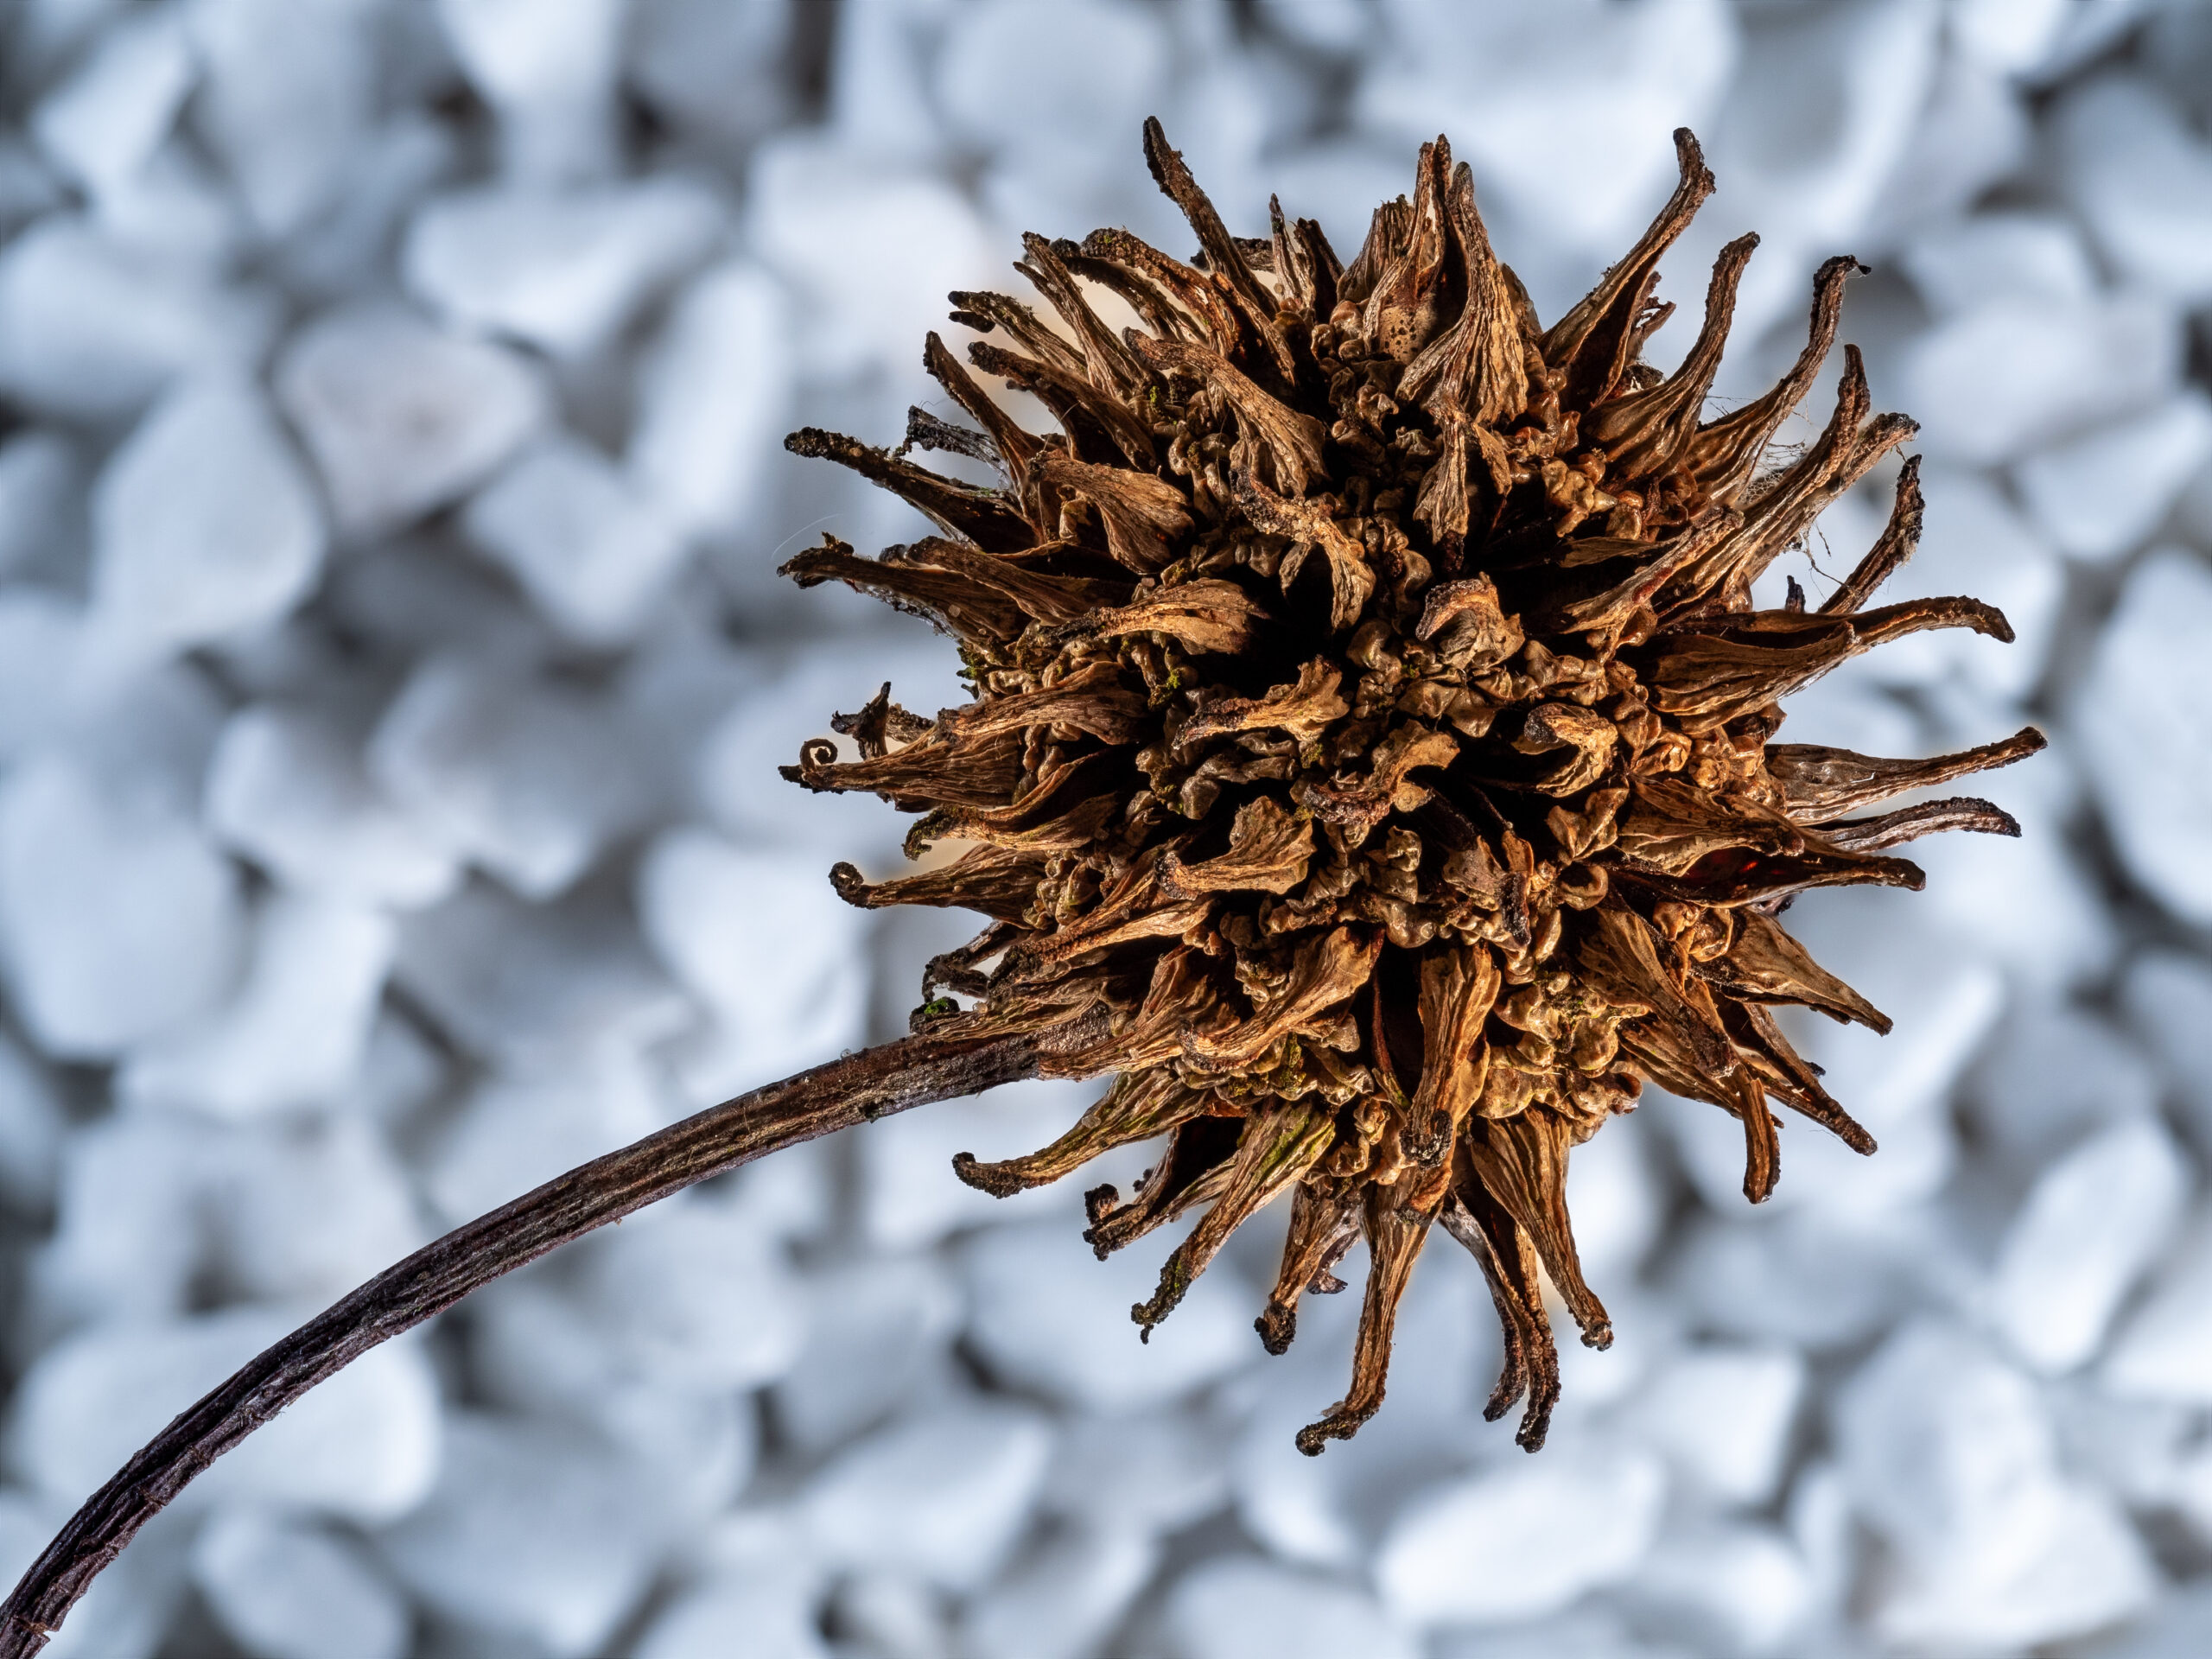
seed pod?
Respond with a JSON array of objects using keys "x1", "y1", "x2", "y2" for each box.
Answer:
[{"x1": 784, "y1": 121, "x2": 2040, "y2": 1455}]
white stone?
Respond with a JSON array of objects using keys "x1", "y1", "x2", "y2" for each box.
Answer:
[
  {"x1": 1361, "y1": 0, "x2": 1737, "y2": 257},
  {"x1": 2104, "y1": 1222, "x2": 2212, "y2": 1406},
  {"x1": 395, "y1": 879, "x2": 690, "y2": 1066},
  {"x1": 1903, "y1": 212, "x2": 2099, "y2": 317},
  {"x1": 7, "y1": 1308, "x2": 440, "y2": 1522},
  {"x1": 29, "y1": 8, "x2": 194, "y2": 197},
  {"x1": 369, "y1": 655, "x2": 651, "y2": 900},
  {"x1": 1625, "y1": 1522, "x2": 1815, "y2": 1658},
  {"x1": 1559, "y1": 1104, "x2": 1663, "y2": 1288},
  {"x1": 1899, "y1": 290, "x2": 2180, "y2": 467},
  {"x1": 960, "y1": 1217, "x2": 1255, "y2": 1414},
  {"x1": 435, "y1": 0, "x2": 627, "y2": 181},
  {"x1": 1837, "y1": 1318, "x2": 2054, "y2": 1562},
  {"x1": 830, "y1": 1572, "x2": 950, "y2": 1659},
  {"x1": 628, "y1": 0, "x2": 797, "y2": 152},
  {"x1": 25, "y1": 1113, "x2": 217, "y2": 1332},
  {"x1": 572, "y1": 1196, "x2": 805, "y2": 1393},
  {"x1": 0, "y1": 1493, "x2": 194, "y2": 1659},
  {"x1": 2121, "y1": 950, "x2": 2212, "y2": 1147},
  {"x1": 637, "y1": 825, "x2": 873, "y2": 1097},
  {"x1": 0, "y1": 756, "x2": 245, "y2": 1061},
  {"x1": 769, "y1": 1253, "x2": 960, "y2": 1455},
  {"x1": 86, "y1": 376, "x2": 324, "y2": 663},
  {"x1": 2088, "y1": 1586, "x2": 2212, "y2": 1659},
  {"x1": 471, "y1": 1274, "x2": 758, "y2": 1517},
  {"x1": 1962, "y1": 997, "x2": 2160, "y2": 1175},
  {"x1": 745, "y1": 135, "x2": 997, "y2": 381},
  {"x1": 0, "y1": 1031, "x2": 61, "y2": 1219},
  {"x1": 121, "y1": 893, "x2": 393, "y2": 1122},
  {"x1": 462, "y1": 436, "x2": 690, "y2": 645},
  {"x1": 1667, "y1": 1204, "x2": 1913, "y2": 1352},
  {"x1": 1861, "y1": 50, "x2": 2030, "y2": 249},
  {"x1": 1166, "y1": 1556, "x2": 1421, "y2": 1659},
  {"x1": 188, "y1": 0, "x2": 379, "y2": 242},
  {"x1": 1631, "y1": 1344, "x2": 1805, "y2": 1508},
  {"x1": 0, "y1": 429, "x2": 82, "y2": 581},
  {"x1": 404, "y1": 178, "x2": 723, "y2": 359},
  {"x1": 272, "y1": 304, "x2": 550, "y2": 540},
  {"x1": 694, "y1": 637, "x2": 966, "y2": 855},
  {"x1": 377, "y1": 1410, "x2": 669, "y2": 1657},
  {"x1": 2056, "y1": 74, "x2": 2212, "y2": 304},
  {"x1": 0, "y1": 589, "x2": 81, "y2": 768},
  {"x1": 626, "y1": 258, "x2": 791, "y2": 537},
  {"x1": 1376, "y1": 1448, "x2": 1666, "y2": 1627},
  {"x1": 207, "y1": 1115, "x2": 425, "y2": 1306},
  {"x1": 1647, "y1": 0, "x2": 1938, "y2": 346},
  {"x1": 1043, "y1": 1410, "x2": 1230, "y2": 1538},
  {"x1": 857, "y1": 1077, "x2": 1151, "y2": 1251},
  {"x1": 962, "y1": 1523, "x2": 1157, "y2": 1659},
  {"x1": 1838, "y1": 1317, "x2": 2155, "y2": 1647},
  {"x1": 937, "y1": 0, "x2": 1169, "y2": 159},
  {"x1": 1948, "y1": 0, "x2": 2070, "y2": 74},
  {"x1": 1873, "y1": 1482, "x2": 2157, "y2": 1653},
  {"x1": 800, "y1": 1402, "x2": 1052, "y2": 1592},
  {"x1": 2075, "y1": 548, "x2": 2212, "y2": 925},
  {"x1": 206, "y1": 705, "x2": 461, "y2": 908},
  {"x1": 2016, "y1": 395, "x2": 2212, "y2": 563},
  {"x1": 633, "y1": 1571, "x2": 830, "y2": 1659},
  {"x1": 1993, "y1": 1117, "x2": 2189, "y2": 1375},
  {"x1": 424, "y1": 1044, "x2": 675, "y2": 1224},
  {"x1": 1848, "y1": 466, "x2": 2062, "y2": 702},
  {"x1": 0, "y1": 217, "x2": 279, "y2": 421},
  {"x1": 193, "y1": 1508, "x2": 409, "y2": 1659}
]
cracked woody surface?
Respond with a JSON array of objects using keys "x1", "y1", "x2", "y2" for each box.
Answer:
[{"x1": 778, "y1": 118, "x2": 2038, "y2": 1458}]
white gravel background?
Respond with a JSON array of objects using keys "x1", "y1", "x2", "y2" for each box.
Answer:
[{"x1": 0, "y1": 2, "x2": 2209, "y2": 1656}]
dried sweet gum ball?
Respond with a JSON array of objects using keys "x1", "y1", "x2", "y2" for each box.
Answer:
[{"x1": 780, "y1": 121, "x2": 2042, "y2": 1455}]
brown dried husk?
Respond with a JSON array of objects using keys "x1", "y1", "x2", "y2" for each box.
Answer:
[{"x1": 782, "y1": 122, "x2": 2042, "y2": 1454}]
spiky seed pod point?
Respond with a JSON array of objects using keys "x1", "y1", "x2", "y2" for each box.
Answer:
[{"x1": 780, "y1": 122, "x2": 2041, "y2": 1455}]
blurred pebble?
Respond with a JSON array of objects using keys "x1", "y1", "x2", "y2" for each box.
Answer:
[
  {"x1": 273, "y1": 305, "x2": 550, "y2": 541},
  {"x1": 799, "y1": 1400, "x2": 1053, "y2": 1592},
  {"x1": 1374, "y1": 1446, "x2": 1667, "y2": 1627},
  {"x1": 402, "y1": 178, "x2": 723, "y2": 359},
  {"x1": 1991, "y1": 1118, "x2": 2190, "y2": 1376},
  {"x1": 376, "y1": 1409, "x2": 666, "y2": 1657},
  {"x1": 1164, "y1": 1555, "x2": 1419, "y2": 1659},
  {"x1": 193, "y1": 1508, "x2": 410, "y2": 1659},
  {"x1": 2075, "y1": 548, "x2": 2212, "y2": 926}
]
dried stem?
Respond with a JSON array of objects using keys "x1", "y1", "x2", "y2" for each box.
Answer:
[{"x1": 0, "y1": 1019, "x2": 1096, "y2": 1656}]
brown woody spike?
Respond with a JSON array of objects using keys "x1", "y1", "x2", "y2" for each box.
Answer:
[
  {"x1": 947, "y1": 289, "x2": 1090, "y2": 380},
  {"x1": 1590, "y1": 232, "x2": 1758, "y2": 480},
  {"x1": 1296, "y1": 1166, "x2": 1450, "y2": 1454},
  {"x1": 783, "y1": 429, "x2": 1035, "y2": 553},
  {"x1": 1541, "y1": 128, "x2": 1716, "y2": 408},
  {"x1": 1133, "y1": 1101, "x2": 1337, "y2": 1337},
  {"x1": 1820, "y1": 454, "x2": 1924, "y2": 616},
  {"x1": 829, "y1": 847, "x2": 1046, "y2": 925},
  {"x1": 1460, "y1": 1110, "x2": 1612, "y2": 1348},
  {"x1": 966, "y1": 340, "x2": 1157, "y2": 469},
  {"x1": 1822, "y1": 796, "x2": 2021, "y2": 853},
  {"x1": 1440, "y1": 1183, "x2": 1560, "y2": 1452},
  {"x1": 1765, "y1": 727, "x2": 2047, "y2": 822},
  {"x1": 1258, "y1": 1181, "x2": 1363, "y2": 1355},
  {"x1": 923, "y1": 331, "x2": 1042, "y2": 484},
  {"x1": 1681, "y1": 254, "x2": 1863, "y2": 503},
  {"x1": 952, "y1": 1071, "x2": 1215, "y2": 1197},
  {"x1": 1142, "y1": 117, "x2": 1275, "y2": 322},
  {"x1": 1016, "y1": 232, "x2": 1147, "y2": 397}
]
